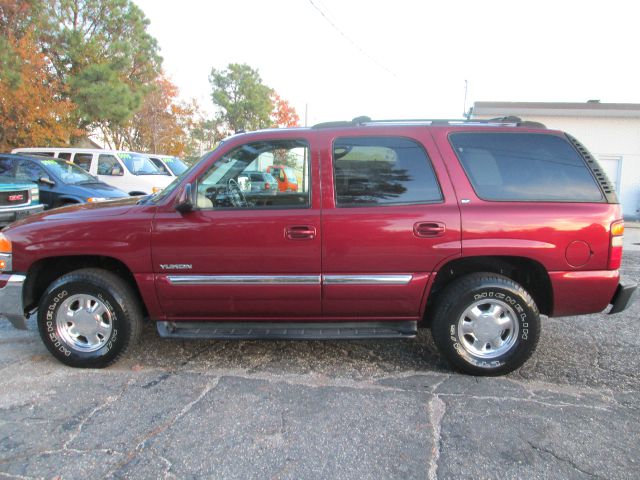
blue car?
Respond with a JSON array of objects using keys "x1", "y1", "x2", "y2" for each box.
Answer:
[{"x1": 0, "y1": 153, "x2": 128, "y2": 209}]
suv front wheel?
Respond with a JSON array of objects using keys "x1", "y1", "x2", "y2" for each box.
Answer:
[
  {"x1": 37, "y1": 268, "x2": 143, "y2": 368},
  {"x1": 431, "y1": 273, "x2": 541, "y2": 376}
]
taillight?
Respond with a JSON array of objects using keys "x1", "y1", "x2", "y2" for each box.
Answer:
[
  {"x1": 608, "y1": 220, "x2": 624, "y2": 270},
  {"x1": 265, "y1": 183, "x2": 270, "y2": 190}
]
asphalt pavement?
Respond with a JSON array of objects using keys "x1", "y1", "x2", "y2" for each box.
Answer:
[{"x1": 0, "y1": 246, "x2": 639, "y2": 479}]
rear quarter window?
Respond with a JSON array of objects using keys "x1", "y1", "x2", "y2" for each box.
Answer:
[{"x1": 450, "y1": 132, "x2": 604, "y2": 202}]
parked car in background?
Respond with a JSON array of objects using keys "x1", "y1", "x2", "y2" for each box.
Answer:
[
  {"x1": 11, "y1": 148, "x2": 173, "y2": 195},
  {"x1": 237, "y1": 170, "x2": 278, "y2": 196},
  {"x1": 0, "y1": 175, "x2": 43, "y2": 228},
  {"x1": 0, "y1": 154, "x2": 128, "y2": 209},
  {"x1": 267, "y1": 164, "x2": 299, "y2": 192},
  {"x1": 148, "y1": 154, "x2": 189, "y2": 177}
]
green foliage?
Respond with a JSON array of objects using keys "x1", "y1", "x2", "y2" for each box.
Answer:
[
  {"x1": 209, "y1": 63, "x2": 273, "y2": 132},
  {"x1": 69, "y1": 63, "x2": 141, "y2": 125}
]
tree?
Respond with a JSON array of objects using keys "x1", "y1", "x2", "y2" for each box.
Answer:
[
  {"x1": 25, "y1": 0, "x2": 161, "y2": 136},
  {"x1": 271, "y1": 93, "x2": 300, "y2": 128},
  {"x1": 109, "y1": 75, "x2": 194, "y2": 155},
  {"x1": 0, "y1": 32, "x2": 77, "y2": 150},
  {"x1": 209, "y1": 63, "x2": 272, "y2": 133}
]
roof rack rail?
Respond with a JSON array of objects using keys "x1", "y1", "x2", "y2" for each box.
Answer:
[{"x1": 312, "y1": 116, "x2": 546, "y2": 129}]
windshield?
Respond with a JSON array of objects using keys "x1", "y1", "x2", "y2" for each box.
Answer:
[
  {"x1": 41, "y1": 159, "x2": 97, "y2": 185},
  {"x1": 163, "y1": 156, "x2": 189, "y2": 175},
  {"x1": 118, "y1": 153, "x2": 166, "y2": 175}
]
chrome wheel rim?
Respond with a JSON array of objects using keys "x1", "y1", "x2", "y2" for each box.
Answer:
[
  {"x1": 55, "y1": 294, "x2": 113, "y2": 352},
  {"x1": 457, "y1": 298, "x2": 519, "y2": 359}
]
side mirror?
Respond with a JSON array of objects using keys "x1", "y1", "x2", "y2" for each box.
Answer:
[
  {"x1": 175, "y1": 183, "x2": 195, "y2": 213},
  {"x1": 111, "y1": 166, "x2": 124, "y2": 176},
  {"x1": 38, "y1": 176, "x2": 55, "y2": 186}
]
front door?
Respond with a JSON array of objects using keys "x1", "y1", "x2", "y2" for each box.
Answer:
[
  {"x1": 152, "y1": 134, "x2": 321, "y2": 320},
  {"x1": 319, "y1": 128, "x2": 461, "y2": 319}
]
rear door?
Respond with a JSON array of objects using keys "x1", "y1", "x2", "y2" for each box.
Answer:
[{"x1": 319, "y1": 127, "x2": 461, "y2": 319}]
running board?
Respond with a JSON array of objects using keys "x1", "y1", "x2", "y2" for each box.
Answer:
[{"x1": 156, "y1": 321, "x2": 417, "y2": 340}]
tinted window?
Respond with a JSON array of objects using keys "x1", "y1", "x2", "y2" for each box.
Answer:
[
  {"x1": 450, "y1": 133, "x2": 603, "y2": 202},
  {"x1": 119, "y1": 153, "x2": 163, "y2": 175},
  {"x1": 16, "y1": 160, "x2": 47, "y2": 182},
  {"x1": 0, "y1": 157, "x2": 15, "y2": 177},
  {"x1": 57, "y1": 152, "x2": 72, "y2": 160},
  {"x1": 73, "y1": 153, "x2": 93, "y2": 171},
  {"x1": 98, "y1": 154, "x2": 121, "y2": 175},
  {"x1": 196, "y1": 139, "x2": 310, "y2": 209},
  {"x1": 150, "y1": 157, "x2": 171, "y2": 175},
  {"x1": 333, "y1": 137, "x2": 442, "y2": 207}
]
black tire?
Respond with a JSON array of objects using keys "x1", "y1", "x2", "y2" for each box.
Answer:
[
  {"x1": 37, "y1": 268, "x2": 143, "y2": 368},
  {"x1": 431, "y1": 273, "x2": 540, "y2": 376}
]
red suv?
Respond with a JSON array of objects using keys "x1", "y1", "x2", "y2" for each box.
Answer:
[{"x1": 0, "y1": 117, "x2": 636, "y2": 375}]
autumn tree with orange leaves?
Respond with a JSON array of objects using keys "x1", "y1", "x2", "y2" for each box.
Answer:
[
  {"x1": 0, "y1": 32, "x2": 77, "y2": 150},
  {"x1": 271, "y1": 93, "x2": 300, "y2": 128},
  {"x1": 105, "y1": 75, "x2": 194, "y2": 155}
]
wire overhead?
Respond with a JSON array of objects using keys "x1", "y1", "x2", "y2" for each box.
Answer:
[{"x1": 307, "y1": 0, "x2": 397, "y2": 78}]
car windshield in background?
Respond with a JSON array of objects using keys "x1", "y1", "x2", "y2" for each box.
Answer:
[
  {"x1": 164, "y1": 157, "x2": 189, "y2": 175},
  {"x1": 119, "y1": 153, "x2": 165, "y2": 175},
  {"x1": 41, "y1": 159, "x2": 96, "y2": 185}
]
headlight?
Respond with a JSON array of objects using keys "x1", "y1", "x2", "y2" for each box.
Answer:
[
  {"x1": 30, "y1": 187, "x2": 39, "y2": 201},
  {"x1": 0, "y1": 233, "x2": 12, "y2": 272},
  {"x1": 152, "y1": 187, "x2": 163, "y2": 194},
  {"x1": 86, "y1": 197, "x2": 107, "y2": 203}
]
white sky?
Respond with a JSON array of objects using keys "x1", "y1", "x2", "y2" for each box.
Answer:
[{"x1": 134, "y1": 0, "x2": 640, "y2": 125}]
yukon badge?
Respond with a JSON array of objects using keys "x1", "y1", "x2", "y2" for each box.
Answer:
[{"x1": 160, "y1": 264, "x2": 193, "y2": 270}]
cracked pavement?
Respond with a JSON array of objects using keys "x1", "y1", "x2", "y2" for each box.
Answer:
[{"x1": 0, "y1": 251, "x2": 639, "y2": 479}]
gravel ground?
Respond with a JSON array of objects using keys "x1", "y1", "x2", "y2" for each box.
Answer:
[{"x1": 0, "y1": 246, "x2": 638, "y2": 479}]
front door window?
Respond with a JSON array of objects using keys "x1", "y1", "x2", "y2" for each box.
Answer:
[{"x1": 196, "y1": 140, "x2": 310, "y2": 209}]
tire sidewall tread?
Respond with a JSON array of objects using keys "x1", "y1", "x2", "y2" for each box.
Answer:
[
  {"x1": 37, "y1": 268, "x2": 142, "y2": 368},
  {"x1": 431, "y1": 273, "x2": 541, "y2": 376}
]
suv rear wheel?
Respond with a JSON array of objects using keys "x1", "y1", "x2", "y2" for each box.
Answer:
[
  {"x1": 37, "y1": 268, "x2": 143, "y2": 368},
  {"x1": 431, "y1": 273, "x2": 540, "y2": 376}
]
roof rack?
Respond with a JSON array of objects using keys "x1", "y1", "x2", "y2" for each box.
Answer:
[{"x1": 312, "y1": 116, "x2": 546, "y2": 129}]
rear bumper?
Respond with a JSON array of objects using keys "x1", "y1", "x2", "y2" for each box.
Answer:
[
  {"x1": 0, "y1": 204, "x2": 44, "y2": 227},
  {"x1": 0, "y1": 274, "x2": 27, "y2": 329},
  {"x1": 609, "y1": 281, "x2": 638, "y2": 314}
]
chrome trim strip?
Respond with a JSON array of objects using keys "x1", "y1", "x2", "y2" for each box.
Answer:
[
  {"x1": 166, "y1": 274, "x2": 413, "y2": 286},
  {"x1": 167, "y1": 275, "x2": 321, "y2": 285},
  {"x1": 322, "y1": 275, "x2": 413, "y2": 285}
]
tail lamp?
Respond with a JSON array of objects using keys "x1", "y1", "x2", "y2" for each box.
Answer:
[{"x1": 608, "y1": 220, "x2": 624, "y2": 270}]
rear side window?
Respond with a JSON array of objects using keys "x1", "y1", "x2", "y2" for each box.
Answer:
[
  {"x1": 73, "y1": 153, "x2": 93, "y2": 171},
  {"x1": 450, "y1": 133, "x2": 603, "y2": 202},
  {"x1": 333, "y1": 137, "x2": 442, "y2": 207},
  {"x1": 57, "y1": 152, "x2": 72, "y2": 160}
]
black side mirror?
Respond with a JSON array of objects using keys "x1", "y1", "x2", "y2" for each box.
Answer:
[
  {"x1": 38, "y1": 176, "x2": 55, "y2": 186},
  {"x1": 175, "y1": 183, "x2": 195, "y2": 213}
]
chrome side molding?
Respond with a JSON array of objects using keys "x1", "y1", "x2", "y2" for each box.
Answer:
[{"x1": 167, "y1": 274, "x2": 413, "y2": 286}]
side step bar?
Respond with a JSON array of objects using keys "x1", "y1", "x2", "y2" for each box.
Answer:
[{"x1": 157, "y1": 321, "x2": 417, "y2": 340}]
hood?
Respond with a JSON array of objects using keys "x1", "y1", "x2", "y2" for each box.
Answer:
[
  {"x1": 65, "y1": 181, "x2": 129, "y2": 199},
  {"x1": 5, "y1": 196, "x2": 141, "y2": 229}
]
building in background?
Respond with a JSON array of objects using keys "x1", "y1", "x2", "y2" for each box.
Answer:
[{"x1": 472, "y1": 101, "x2": 640, "y2": 219}]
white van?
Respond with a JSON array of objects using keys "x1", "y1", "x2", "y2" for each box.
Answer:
[
  {"x1": 147, "y1": 154, "x2": 190, "y2": 178},
  {"x1": 11, "y1": 148, "x2": 173, "y2": 195}
]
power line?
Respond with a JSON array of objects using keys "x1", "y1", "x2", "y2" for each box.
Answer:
[{"x1": 307, "y1": 0, "x2": 397, "y2": 78}]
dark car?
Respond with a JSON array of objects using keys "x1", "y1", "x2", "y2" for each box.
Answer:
[
  {"x1": 237, "y1": 170, "x2": 278, "y2": 196},
  {"x1": 0, "y1": 154, "x2": 128, "y2": 209}
]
